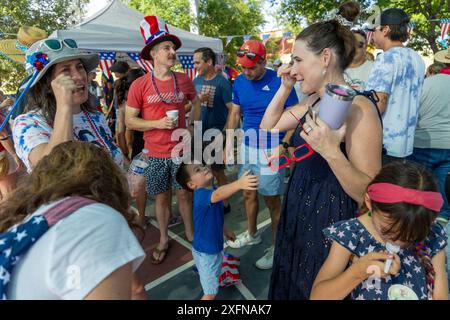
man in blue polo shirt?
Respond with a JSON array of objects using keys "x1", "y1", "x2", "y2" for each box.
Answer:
[{"x1": 225, "y1": 40, "x2": 298, "y2": 270}]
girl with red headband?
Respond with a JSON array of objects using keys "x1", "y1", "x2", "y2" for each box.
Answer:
[{"x1": 311, "y1": 161, "x2": 448, "y2": 300}]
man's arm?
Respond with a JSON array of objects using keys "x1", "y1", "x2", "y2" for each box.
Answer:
[
  {"x1": 125, "y1": 106, "x2": 175, "y2": 132},
  {"x1": 188, "y1": 96, "x2": 201, "y2": 127},
  {"x1": 375, "y1": 92, "x2": 390, "y2": 114}
]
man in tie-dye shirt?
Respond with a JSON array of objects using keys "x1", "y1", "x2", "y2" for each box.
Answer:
[{"x1": 366, "y1": 8, "x2": 425, "y2": 161}]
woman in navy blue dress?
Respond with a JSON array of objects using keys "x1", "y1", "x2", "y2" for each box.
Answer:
[{"x1": 260, "y1": 10, "x2": 382, "y2": 299}]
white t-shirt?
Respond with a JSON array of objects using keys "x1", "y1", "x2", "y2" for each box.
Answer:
[
  {"x1": 12, "y1": 109, "x2": 124, "y2": 172},
  {"x1": 366, "y1": 47, "x2": 425, "y2": 157},
  {"x1": 415, "y1": 74, "x2": 450, "y2": 149},
  {"x1": 7, "y1": 201, "x2": 145, "y2": 300},
  {"x1": 344, "y1": 60, "x2": 374, "y2": 91}
]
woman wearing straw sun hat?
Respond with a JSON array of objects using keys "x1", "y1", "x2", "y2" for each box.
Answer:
[
  {"x1": 11, "y1": 38, "x2": 124, "y2": 173},
  {"x1": 434, "y1": 47, "x2": 450, "y2": 74},
  {"x1": 0, "y1": 26, "x2": 48, "y2": 63}
]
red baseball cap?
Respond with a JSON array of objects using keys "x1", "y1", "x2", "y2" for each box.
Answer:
[{"x1": 236, "y1": 40, "x2": 266, "y2": 68}]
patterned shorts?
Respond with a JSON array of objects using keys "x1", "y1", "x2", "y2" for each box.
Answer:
[{"x1": 144, "y1": 157, "x2": 183, "y2": 196}]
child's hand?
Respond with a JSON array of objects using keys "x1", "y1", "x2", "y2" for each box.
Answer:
[
  {"x1": 224, "y1": 229, "x2": 236, "y2": 241},
  {"x1": 351, "y1": 251, "x2": 401, "y2": 281},
  {"x1": 238, "y1": 170, "x2": 259, "y2": 190}
]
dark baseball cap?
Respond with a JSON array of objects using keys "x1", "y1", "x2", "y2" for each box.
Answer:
[
  {"x1": 376, "y1": 8, "x2": 410, "y2": 26},
  {"x1": 110, "y1": 61, "x2": 130, "y2": 73}
]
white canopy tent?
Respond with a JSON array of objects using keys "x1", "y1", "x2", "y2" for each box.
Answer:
[
  {"x1": 49, "y1": 0, "x2": 223, "y2": 76},
  {"x1": 50, "y1": 0, "x2": 223, "y2": 54}
]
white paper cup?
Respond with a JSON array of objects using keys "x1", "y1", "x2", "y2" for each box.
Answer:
[{"x1": 166, "y1": 110, "x2": 179, "y2": 120}]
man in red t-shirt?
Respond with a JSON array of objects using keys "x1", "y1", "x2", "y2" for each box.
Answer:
[{"x1": 126, "y1": 16, "x2": 200, "y2": 264}]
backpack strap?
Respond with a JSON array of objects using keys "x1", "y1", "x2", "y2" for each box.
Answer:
[{"x1": 0, "y1": 196, "x2": 96, "y2": 300}]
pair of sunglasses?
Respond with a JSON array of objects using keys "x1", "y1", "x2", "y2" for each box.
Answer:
[
  {"x1": 262, "y1": 110, "x2": 315, "y2": 171},
  {"x1": 236, "y1": 50, "x2": 263, "y2": 61},
  {"x1": 43, "y1": 39, "x2": 78, "y2": 51},
  {"x1": 263, "y1": 143, "x2": 314, "y2": 171}
]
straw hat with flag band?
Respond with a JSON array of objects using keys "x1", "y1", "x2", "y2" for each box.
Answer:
[
  {"x1": 139, "y1": 16, "x2": 182, "y2": 61},
  {"x1": 22, "y1": 38, "x2": 98, "y2": 89},
  {"x1": 0, "y1": 26, "x2": 48, "y2": 63},
  {"x1": 0, "y1": 38, "x2": 98, "y2": 132},
  {"x1": 435, "y1": 47, "x2": 450, "y2": 64}
]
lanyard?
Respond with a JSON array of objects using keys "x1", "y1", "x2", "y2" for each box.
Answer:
[
  {"x1": 150, "y1": 71, "x2": 179, "y2": 104},
  {"x1": 80, "y1": 111, "x2": 108, "y2": 149}
]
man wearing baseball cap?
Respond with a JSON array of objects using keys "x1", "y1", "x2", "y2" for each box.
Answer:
[
  {"x1": 366, "y1": 8, "x2": 425, "y2": 162},
  {"x1": 125, "y1": 16, "x2": 201, "y2": 264},
  {"x1": 225, "y1": 40, "x2": 298, "y2": 270}
]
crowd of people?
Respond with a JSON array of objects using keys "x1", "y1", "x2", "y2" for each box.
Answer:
[{"x1": 0, "y1": 0, "x2": 449, "y2": 300}]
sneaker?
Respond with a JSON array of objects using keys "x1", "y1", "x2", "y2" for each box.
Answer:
[
  {"x1": 255, "y1": 246, "x2": 274, "y2": 270},
  {"x1": 227, "y1": 231, "x2": 262, "y2": 249}
]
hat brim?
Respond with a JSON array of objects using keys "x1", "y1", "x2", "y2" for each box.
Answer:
[
  {"x1": 140, "y1": 34, "x2": 182, "y2": 60},
  {"x1": 0, "y1": 39, "x2": 26, "y2": 63},
  {"x1": 435, "y1": 49, "x2": 450, "y2": 64},
  {"x1": 236, "y1": 55, "x2": 259, "y2": 68},
  {"x1": 21, "y1": 53, "x2": 99, "y2": 90}
]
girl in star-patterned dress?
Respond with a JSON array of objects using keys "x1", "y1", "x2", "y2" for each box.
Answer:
[{"x1": 310, "y1": 162, "x2": 448, "y2": 300}]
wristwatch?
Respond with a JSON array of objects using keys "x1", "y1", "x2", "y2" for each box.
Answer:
[{"x1": 282, "y1": 141, "x2": 290, "y2": 149}]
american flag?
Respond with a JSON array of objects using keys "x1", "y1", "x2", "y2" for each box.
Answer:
[
  {"x1": 178, "y1": 55, "x2": 197, "y2": 80},
  {"x1": 280, "y1": 32, "x2": 292, "y2": 54},
  {"x1": 127, "y1": 52, "x2": 153, "y2": 73},
  {"x1": 262, "y1": 33, "x2": 270, "y2": 45},
  {"x1": 441, "y1": 18, "x2": 450, "y2": 40},
  {"x1": 98, "y1": 52, "x2": 116, "y2": 78}
]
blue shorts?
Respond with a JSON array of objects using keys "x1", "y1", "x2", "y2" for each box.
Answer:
[
  {"x1": 192, "y1": 248, "x2": 222, "y2": 296},
  {"x1": 238, "y1": 144, "x2": 285, "y2": 196}
]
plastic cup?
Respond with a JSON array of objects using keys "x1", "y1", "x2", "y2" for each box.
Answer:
[
  {"x1": 166, "y1": 110, "x2": 179, "y2": 121},
  {"x1": 318, "y1": 84, "x2": 356, "y2": 130}
]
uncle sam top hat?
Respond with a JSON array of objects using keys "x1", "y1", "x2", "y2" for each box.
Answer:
[{"x1": 139, "y1": 16, "x2": 182, "y2": 61}]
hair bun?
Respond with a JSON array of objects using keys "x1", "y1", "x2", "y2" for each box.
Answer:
[{"x1": 338, "y1": 1, "x2": 361, "y2": 23}]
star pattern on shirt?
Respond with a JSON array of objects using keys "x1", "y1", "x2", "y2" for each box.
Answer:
[
  {"x1": 337, "y1": 231, "x2": 345, "y2": 238},
  {"x1": 14, "y1": 230, "x2": 28, "y2": 242},
  {"x1": 3, "y1": 248, "x2": 12, "y2": 258},
  {"x1": 0, "y1": 266, "x2": 10, "y2": 285},
  {"x1": 32, "y1": 216, "x2": 45, "y2": 225},
  {"x1": 413, "y1": 266, "x2": 422, "y2": 273},
  {"x1": 348, "y1": 241, "x2": 356, "y2": 251},
  {"x1": 328, "y1": 226, "x2": 337, "y2": 234}
]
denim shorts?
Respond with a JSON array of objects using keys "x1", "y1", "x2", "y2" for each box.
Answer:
[
  {"x1": 192, "y1": 248, "x2": 222, "y2": 296},
  {"x1": 238, "y1": 143, "x2": 285, "y2": 196}
]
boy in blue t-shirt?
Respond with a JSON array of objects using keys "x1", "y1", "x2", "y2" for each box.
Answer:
[{"x1": 176, "y1": 164, "x2": 258, "y2": 299}]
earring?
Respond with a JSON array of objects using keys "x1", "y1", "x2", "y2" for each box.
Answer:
[{"x1": 322, "y1": 69, "x2": 327, "y2": 76}]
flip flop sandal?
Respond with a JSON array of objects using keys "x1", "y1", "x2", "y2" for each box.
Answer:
[{"x1": 150, "y1": 243, "x2": 171, "y2": 265}]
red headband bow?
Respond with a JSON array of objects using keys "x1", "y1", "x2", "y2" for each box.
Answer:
[{"x1": 367, "y1": 183, "x2": 444, "y2": 212}]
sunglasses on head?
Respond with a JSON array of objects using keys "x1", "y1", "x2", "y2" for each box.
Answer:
[
  {"x1": 262, "y1": 110, "x2": 315, "y2": 171},
  {"x1": 236, "y1": 50, "x2": 262, "y2": 61},
  {"x1": 43, "y1": 39, "x2": 78, "y2": 51}
]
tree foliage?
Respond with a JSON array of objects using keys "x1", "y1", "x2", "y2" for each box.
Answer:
[
  {"x1": 127, "y1": 0, "x2": 192, "y2": 31},
  {"x1": 127, "y1": 0, "x2": 265, "y2": 67},
  {"x1": 274, "y1": 0, "x2": 450, "y2": 54},
  {"x1": 0, "y1": 0, "x2": 89, "y2": 91}
]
